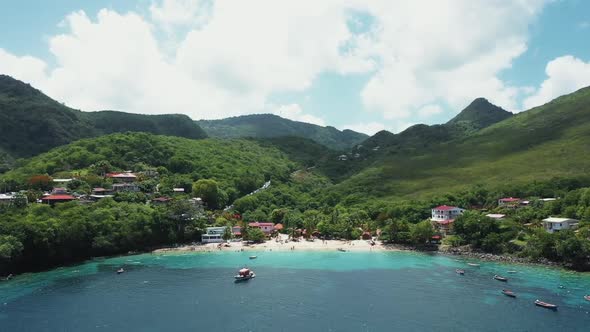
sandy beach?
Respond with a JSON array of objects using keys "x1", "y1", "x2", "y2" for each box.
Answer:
[{"x1": 153, "y1": 234, "x2": 399, "y2": 253}]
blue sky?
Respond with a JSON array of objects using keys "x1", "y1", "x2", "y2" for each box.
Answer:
[{"x1": 1, "y1": 0, "x2": 589, "y2": 134}]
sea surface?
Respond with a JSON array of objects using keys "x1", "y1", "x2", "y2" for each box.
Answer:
[{"x1": 1, "y1": 251, "x2": 590, "y2": 331}]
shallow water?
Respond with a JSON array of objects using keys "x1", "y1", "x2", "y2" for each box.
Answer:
[{"x1": 1, "y1": 251, "x2": 589, "y2": 331}]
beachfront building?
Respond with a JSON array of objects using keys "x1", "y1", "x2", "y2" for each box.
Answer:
[
  {"x1": 201, "y1": 226, "x2": 227, "y2": 243},
  {"x1": 431, "y1": 205, "x2": 465, "y2": 233},
  {"x1": 232, "y1": 226, "x2": 242, "y2": 237},
  {"x1": 498, "y1": 197, "x2": 521, "y2": 208},
  {"x1": 542, "y1": 217, "x2": 579, "y2": 233},
  {"x1": 248, "y1": 222, "x2": 275, "y2": 235}
]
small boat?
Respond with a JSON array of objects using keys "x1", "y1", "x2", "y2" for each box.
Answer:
[
  {"x1": 249, "y1": 256, "x2": 257, "y2": 259},
  {"x1": 507, "y1": 270, "x2": 517, "y2": 274},
  {"x1": 584, "y1": 295, "x2": 590, "y2": 302},
  {"x1": 535, "y1": 299, "x2": 558, "y2": 310},
  {"x1": 116, "y1": 268, "x2": 124, "y2": 274},
  {"x1": 494, "y1": 275, "x2": 508, "y2": 282},
  {"x1": 502, "y1": 289, "x2": 516, "y2": 298},
  {"x1": 455, "y1": 269, "x2": 465, "y2": 275},
  {"x1": 337, "y1": 248, "x2": 347, "y2": 252},
  {"x1": 467, "y1": 263, "x2": 480, "y2": 267},
  {"x1": 234, "y1": 268, "x2": 255, "y2": 282}
]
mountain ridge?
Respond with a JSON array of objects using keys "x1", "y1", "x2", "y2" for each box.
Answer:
[{"x1": 197, "y1": 113, "x2": 368, "y2": 151}]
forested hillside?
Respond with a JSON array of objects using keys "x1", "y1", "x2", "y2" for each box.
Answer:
[
  {"x1": 198, "y1": 114, "x2": 367, "y2": 150},
  {"x1": 0, "y1": 75, "x2": 207, "y2": 160}
]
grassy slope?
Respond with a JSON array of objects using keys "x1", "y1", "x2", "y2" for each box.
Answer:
[
  {"x1": 198, "y1": 114, "x2": 367, "y2": 151},
  {"x1": 329, "y1": 86, "x2": 590, "y2": 201}
]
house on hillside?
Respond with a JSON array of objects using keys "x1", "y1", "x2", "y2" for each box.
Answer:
[
  {"x1": 232, "y1": 226, "x2": 242, "y2": 237},
  {"x1": 248, "y1": 222, "x2": 275, "y2": 235},
  {"x1": 201, "y1": 226, "x2": 227, "y2": 243},
  {"x1": 106, "y1": 172, "x2": 137, "y2": 182},
  {"x1": 173, "y1": 188, "x2": 185, "y2": 194},
  {"x1": 498, "y1": 197, "x2": 521, "y2": 208},
  {"x1": 338, "y1": 154, "x2": 348, "y2": 161},
  {"x1": 431, "y1": 205, "x2": 465, "y2": 233},
  {"x1": 41, "y1": 194, "x2": 76, "y2": 206},
  {"x1": 0, "y1": 193, "x2": 17, "y2": 206},
  {"x1": 542, "y1": 217, "x2": 579, "y2": 233},
  {"x1": 486, "y1": 213, "x2": 506, "y2": 221},
  {"x1": 51, "y1": 187, "x2": 69, "y2": 195},
  {"x1": 151, "y1": 196, "x2": 172, "y2": 205},
  {"x1": 92, "y1": 187, "x2": 113, "y2": 195},
  {"x1": 112, "y1": 183, "x2": 140, "y2": 192}
]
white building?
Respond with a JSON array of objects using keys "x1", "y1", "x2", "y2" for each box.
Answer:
[
  {"x1": 542, "y1": 217, "x2": 579, "y2": 233},
  {"x1": 486, "y1": 213, "x2": 506, "y2": 220},
  {"x1": 431, "y1": 205, "x2": 465, "y2": 222},
  {"x1": 201, "y1": 226, "x2": 227, "y2": 243}
]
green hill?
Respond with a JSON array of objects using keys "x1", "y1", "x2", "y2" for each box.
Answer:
[
  {"x1": 0, "y1": 75, "x2": 207, "y2": 160},
  {"x1": 359, "y1": 98, "x2": 512, "y2": 153},
  {"x1": 1, "y1": 132, "x2": 296, "y2": 190},
  {"x1": 197, "y1": 114, "x2": 367, "y2": 150},
  {"x1": 327, "y1": 86, "x2": 590, "y2": 203}
]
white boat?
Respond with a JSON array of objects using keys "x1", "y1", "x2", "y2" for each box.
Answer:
[
  {"x1": 234, "y1": 268, "x2": 256, "y2": 281},
  {"x1": 467, "y1": 263, "x2": 480, "y2": 267}
]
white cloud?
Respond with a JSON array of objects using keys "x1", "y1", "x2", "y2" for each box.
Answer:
[
  {"x1": 523, "y1": 55, "x2": 590, "y2": 109},
  {"x1": 417, "y1": 104, "x2": 443, "y2": 118},
  {"x1": 272, "y1": 104, "x2": 325, "y2": 126},
  {"x1": 357, "y1": 0, "x2": 547, "y2": 118},
  {"x1": 0, "y1": 0, "x2": 552, "y2": 127},
  {"x1": 341, "y1": 122, "x2": 385, "y2": 135}
]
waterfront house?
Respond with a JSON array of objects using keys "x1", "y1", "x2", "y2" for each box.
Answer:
[
  {"x1": 0, "y1": 193, "x2": 16, "y2": 206},
  {"x1": 248, "y1": 222, "x2": 275, "y2": 235},
  {"x1": 232, "y1": 226, "x2": 242, "y2": 237},
  {"x1": 498, "y1": 197, "x2": 521, "y2": 208},
  {"x1": 542, "y1": 217, "x2": 579, "y2": 233},
  {"x1": 201, "y1": 226, "x2": 227, "y2": 243},
  {"x1": 41, "y1": 194, "x2": 76, "y2": 206},
  {"x1": 431, "y1": 205, "x2": 465, "y2": 233}
]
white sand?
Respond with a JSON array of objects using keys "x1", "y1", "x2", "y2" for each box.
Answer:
[{"x1": 153, "y1": 234, "x2": 399, "y2": 253}]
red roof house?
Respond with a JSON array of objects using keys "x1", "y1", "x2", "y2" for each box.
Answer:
[
  {"x1": 41, "y1": 194, "x2": 76, "y2": 205},
  {"x1": 106, "y1": 172, "x2": 137, "y2": 182},
  {"x1": 248, "y1": 222, "x2": 275, "y2": 234}
]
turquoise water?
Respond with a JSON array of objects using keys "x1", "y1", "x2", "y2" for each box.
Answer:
[{"x1": 1, "y1": 251, "x2": 590, "y2": 331}]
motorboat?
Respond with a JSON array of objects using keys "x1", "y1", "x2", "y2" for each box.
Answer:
[
  {"x1": 494, "y1": 275, "x2": 508, "y2": 282},
  {"x1": 456, "y1": 269, "x2": 465, "y2": 275},
  {"x1": 584, "y1": 295, "x2": 590, "y2": 302},
  {"x1": 535, "y1": 300, "x2": 557, "y2": 310},
  {"x1": 467, "y1": 263, "x2": 480, "y2": 267},
  {"x1": 249, "y1": 256, "x2": 257, "y2": 259},
  {"x1": 117, "y1": 268, "x2": 125, "y2": 274},
  {"x1": 502, "y1": 289, "x2": 516, "y2": 298},
  {"x1": 234, "y1": 268, "x2": 255, "y2": 281}
]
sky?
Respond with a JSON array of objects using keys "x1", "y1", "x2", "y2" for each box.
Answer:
[{"x1": 0, "y1": 0, "x2": 589, "y2": 135}]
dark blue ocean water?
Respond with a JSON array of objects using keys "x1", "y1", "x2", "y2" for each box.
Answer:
[{"x1": 1, "y1": 251, "x2": 589, "y2": 331}]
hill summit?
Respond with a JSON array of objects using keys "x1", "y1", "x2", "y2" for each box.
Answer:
[{"x1": 447, "y1": 97, "x2": 513, "y2": 131}]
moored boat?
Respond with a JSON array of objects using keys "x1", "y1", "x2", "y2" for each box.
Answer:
[
  {"x1": 117, "y1": 268, "x2": 124, "y2": 274},
  {"x1": 494, "y1": 275, "x2": 508, "y2": 282},
  {"x1": 584, "y1": 295, "x2": 590, "y2": 301},
  {"x1": 502, "y1": 289, "x2": 516, "y2": 298},
  {"x1": 337, "y1": 248, "x2": 347, "y2": 252},
  {"x1": 535, "y1": 299, "x2": 557, "y2": 310},
  {"x1": 234, "y1": 268, "x2": 255, "y2": 282},
  {"x1": 456, "y1": 269, "x2": 465, "y2": 275},
  {"x1": 249, "y1": 256, "x2": 257, "y2": 259},
  {"x1": 467, "y1": 263, "x2": 480, "y2": 267}
]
